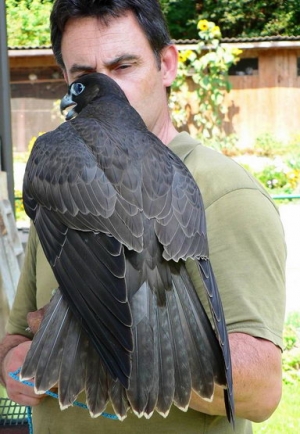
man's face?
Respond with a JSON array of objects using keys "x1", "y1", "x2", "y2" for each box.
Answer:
[{"x1": 61, "y1": 12, "x2": 176, "y2": 136}]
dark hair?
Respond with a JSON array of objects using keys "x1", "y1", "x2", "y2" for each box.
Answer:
[{"x1": 50, "y1": 0, "x2": 172, "y2": 69}]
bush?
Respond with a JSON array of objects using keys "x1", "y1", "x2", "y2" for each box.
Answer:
[
  {"x1": 253, "y1": 162, "x2": 300, "y2": 194},
  {"x1": 253, "y1": 133, "x2": 286, "y2": 157},
  {"x1": 282, "y1": 312, "x2": 300, "y2": 386},
  {"x1": 237, "y1": 134, "x2": 300, "y2": 195},
  {"x1": 14, "y1": 190, "x2": 26, "y2": 222},
  {"x1": 286, "y1": 311, "x2": 300, "y2": 330},
  {"x1": 201, "y1": 133, "x2": 240, "y2": 156}
]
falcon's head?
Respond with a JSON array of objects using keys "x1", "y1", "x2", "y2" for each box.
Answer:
[{"x1": 60, "y1": 72, "x2": 129, "y2": 120}]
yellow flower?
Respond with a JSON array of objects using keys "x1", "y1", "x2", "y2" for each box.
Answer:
[
  {"x1": 178, "y1": 49, "x2": 195, "y2": 63},
  {"x1": 211, "y1": 25, "x2": 221, "y2": 38},
  {"x1": 178, "y1": 52, "x2": 186, "y2": 63},
  {"x1": 197, "y1": 20, "x2": 209, "y2": 31},
  {"x1": 232, "y1": 48, "x2": 243, "y2": 57},
  {"x1": 185, "y1": 49, "x2": 194, "y2": 58}
]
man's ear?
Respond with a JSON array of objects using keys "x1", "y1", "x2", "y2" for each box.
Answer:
[{"x1": 161, "y1": 44, "x2": 178, "y2": 88}]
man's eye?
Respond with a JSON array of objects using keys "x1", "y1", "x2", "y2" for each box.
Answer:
[{"x1": 116, "y1": 64, "x2": 131, "y2": 70}]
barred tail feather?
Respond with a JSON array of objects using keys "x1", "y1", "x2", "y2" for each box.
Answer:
[
  {"x1": 85, "y1": 344, "x2": 109, "y2": 418},
  {"x1": 20, "y1": 290, "x2": 69, "y2": 392}
]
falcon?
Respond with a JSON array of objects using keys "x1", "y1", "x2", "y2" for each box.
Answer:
[{"x1": 21, "y1": 72, "x2": 234, "y2": 423}]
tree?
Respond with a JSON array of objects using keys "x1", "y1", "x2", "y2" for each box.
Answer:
[
  {"x1": 196, "y1": 0, "x2": 300, "y2": 37},
  {"x1": 262, "y1": 0, "x2": 300, "y2": 36},
  {"x1": 159, "y1": 0, "x2": 201, "y2": 39},
  {"x1": 6, "y1": 0, "x2": 52, "y2": 47},
  {"x1": 6, "y1": 0, "x2": 300, "y2": 48}
]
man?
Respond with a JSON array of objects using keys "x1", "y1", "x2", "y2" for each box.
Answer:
[{"x1": 0, "y1": 1, "x2": 286, "y2": 433}]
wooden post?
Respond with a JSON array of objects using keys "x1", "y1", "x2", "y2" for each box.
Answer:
[
  {"x1": 0, "y1": 172, "x2": 8, "y2": 339},
  {"x1": 0, "y1": 0, "x2": 15, "y2": 211},
  {"x1": 0, "y1": 171, "x2": 8, "y2": 200},
  {"x1": 0, "y1": 172, "x2": 24, "y2": 340}
]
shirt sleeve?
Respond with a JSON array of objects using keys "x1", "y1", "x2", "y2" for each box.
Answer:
[
  {"x1": 6, "y1": 224, "x2": 39, "y2": 337},
  {"x1": 182, "y1": 147, "x2": 286, "y2": 350}
]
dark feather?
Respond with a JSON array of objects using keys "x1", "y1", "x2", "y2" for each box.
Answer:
[{"x1": 85, "y1": 344, "x2": 109, "y2": 418}]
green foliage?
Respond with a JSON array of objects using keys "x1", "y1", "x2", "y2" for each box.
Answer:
[
  {"x1": 282, "y1": 350, "x2": 300, "y2": 386},
  {"x1": 240, "y1": 134, "x2": 300, "y2": 195},
  {"x1": 253, "y1": 163, "x2": 300, "y2": 195},
  {"x1": 6, "y1": 1, "x2": 300, "y2": 48},
  {"x1": 158, "y1": 0, "x2": 170, "y2": 14},
  {"x1": 253, "y1": 133, "x2": 286, "y2": 157},
  {"x1": 0, "y1": 384, "x2": 7, "y2": 399},
  {"x1": 253, "y1": 381, "x2": 300, "y2": 433},
  {"x1": 170, "y1": 19, "x2": 242, "y2": 141},
  {"x1": 14, "y1": 190, "x2": 26, "y2": 222},
  {"x1": 6, "y1": 0, "x2": 52, "y2": 47},
  {"x1": 159, "y1": 0, "x2": 200, "y2": 39},
  {"x1": 14, "y1": 131, "x2": 47, "y2": 223},
  {"x1": 260, "y1": 0, "x2": 300, "y2": 36},
  {"x1": 282, "y1": 313, "x2": 300, "y2": 387},
  {"x1": 283, "y1": 325, "x2": 298, "y2": 352},
  {"x1": 201, "y1": 134, "x2": 240, "y2": 157},
  {"x1": 5, "y1": 0, "x2": 300, "y2": 48},
  {"x1": 286, "y1": 311, "x2": 300, "y2": 330},
  {"x1": 197, "y1": 0, "x2": 300, "y2": 38},
  {"x1": 162, "y1": 0, "x2": 300, "y2": 39},
  {"x1": 197, "y1": 0, "x2": 278, "y2": 38},
  {"x1": 284, "y1": 135, "x2": 300, "y2": 171}
]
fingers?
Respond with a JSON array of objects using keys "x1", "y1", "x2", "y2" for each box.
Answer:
[
  {"x1": 6, "y1": 380, "x2": 45, "y2": 407},
  {"x1": 3, "y1": 341, "x2": 45, "y2": 407}
]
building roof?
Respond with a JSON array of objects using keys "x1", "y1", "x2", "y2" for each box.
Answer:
[
  {"x1": 175, "y1": 35, "x2": 300, "y2": 44},
  {"x1": 174, "y1": 36, "x2": 300, "y2": 50},
  {"x1": 8, "y1": 35, "x2": 300, "y2": 55}
]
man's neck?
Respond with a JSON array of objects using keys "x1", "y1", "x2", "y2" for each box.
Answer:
[{"x1": 154, "y1": 119, "x2": 179, "y2": 146}]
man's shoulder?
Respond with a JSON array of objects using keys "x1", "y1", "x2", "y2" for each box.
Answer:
[
  {"x1": 169, "y1": 132, "x2": 253, "y2": 182},
  {"x1": 169, "y1": 132, "x2": 271, "y2": 209}
]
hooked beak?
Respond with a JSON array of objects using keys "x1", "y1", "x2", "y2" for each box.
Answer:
[{"x1": 60, "y1": 93, "x2": 77, "y2": 120}]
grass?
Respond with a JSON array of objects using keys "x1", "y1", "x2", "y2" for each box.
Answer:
[
  {"x1": 0, "y1": 384, "x2": 7, "y2": 398},
  {"x1": 254, "y1": 311, "x2": 300, "y2": 433},
  {"x1": 253, "y1": 380, "x2": 300, "y2": 433}
]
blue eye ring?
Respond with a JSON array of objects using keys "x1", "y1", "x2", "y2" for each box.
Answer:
[{"x1": 71, "y1": 83, "x2": 85, "y2": 96}]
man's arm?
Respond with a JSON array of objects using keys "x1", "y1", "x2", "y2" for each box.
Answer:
[
  {"x1": 0, "y1": 334, "x2": 44, "y2": 406},
  {"x1": 189, "y1": 332, "x2": 282, "y2": 422}
]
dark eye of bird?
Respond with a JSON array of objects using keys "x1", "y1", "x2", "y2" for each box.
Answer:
[{"x1": 72, "y1": 83, "x2": 85, "y2": 96}]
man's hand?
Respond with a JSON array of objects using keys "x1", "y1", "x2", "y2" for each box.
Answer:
[{"x1": 1, "y1": 336, "x2": 45, "y2": 406}]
